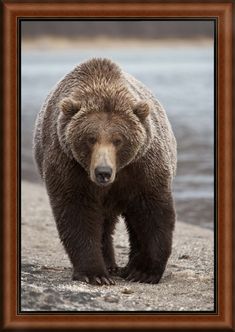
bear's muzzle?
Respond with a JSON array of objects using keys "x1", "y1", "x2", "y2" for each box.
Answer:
[{"x1": 90, "y1": 143, "x2": 116, "y2": 186}]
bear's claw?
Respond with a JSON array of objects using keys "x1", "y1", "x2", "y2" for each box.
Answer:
[
  {"x1": 74, "y1": 274, "x2": 115, "y2": 286},
  {"x1": 120, "y1": 267, "x2": 162, "y2": 284}
]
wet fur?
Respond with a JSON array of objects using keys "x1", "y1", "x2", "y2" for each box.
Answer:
[{"x1": 33, "y1": 58, "x2": 177, "y2": 285}]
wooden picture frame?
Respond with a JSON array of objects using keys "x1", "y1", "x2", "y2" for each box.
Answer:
[{"x1": 2, "y1": 1, "x2": 233, "y2": 330}]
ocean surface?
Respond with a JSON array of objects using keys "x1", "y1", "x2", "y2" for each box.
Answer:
[{"x1": 21, "y1": 43, "x2": 214, "y2": 229}]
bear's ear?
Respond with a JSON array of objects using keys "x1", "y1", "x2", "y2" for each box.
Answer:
[
  {"x1": 59, "y1": 98, "x2": 81, "y2": 116},
  {"x1": 133, "y1": 101, "x2": 150, "y2": 121}
]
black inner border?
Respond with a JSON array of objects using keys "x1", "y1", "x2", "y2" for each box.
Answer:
[{"x1": 18, "y1": 18, "x2": 217, "y2": 315}]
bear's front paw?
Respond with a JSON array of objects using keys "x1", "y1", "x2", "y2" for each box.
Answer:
[
  {"x1": 120, "y1": 267, "x2": 163, "y2": 284},
  {"x1": 73, "y1": 271, "x2": 115, "y2": 286}
]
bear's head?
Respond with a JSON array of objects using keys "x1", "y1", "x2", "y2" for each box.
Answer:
[
  {"x1": 57, "y1": 59, "x2": 152, "y2": 186},
  {"x1": 57, "y1": 93, "x2": 153, "y2": 187}
]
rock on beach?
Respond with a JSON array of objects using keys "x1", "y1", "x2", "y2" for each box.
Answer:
[{"x1": 21, "y1": 180, "x2": 214, "y2": 312}]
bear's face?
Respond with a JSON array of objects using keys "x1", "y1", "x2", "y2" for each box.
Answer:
[{"x1": 58, "y1": 98, "x2": 151, "y2": 187}]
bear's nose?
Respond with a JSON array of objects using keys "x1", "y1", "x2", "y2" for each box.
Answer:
[{"x1": 95, "y1": 166, "x2": 112, "y2": 184}]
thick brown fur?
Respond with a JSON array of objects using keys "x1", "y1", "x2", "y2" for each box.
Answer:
[{"x1": 33, "y1": 58, "x2": 177, "y2": 285}]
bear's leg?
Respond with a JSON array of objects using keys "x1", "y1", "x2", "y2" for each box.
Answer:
[
  {"x1": 119, "y1": 222, "x2": 140, "y2": 278},
  {"x1": 123, "y1": 192, "x2": 175, "y2": 284},
  {"x1": 57, "y1": 203, "x2": 115, "y2": 285},
  {"x1": 45, "y1": 180, "x2": 115, "y2": 285},
  {"x1": 102, "y1": 217, "x2": 119, "y2": 275},
  {"x1": 125, "y1": 222, "x2": 140, "y2": 260}
]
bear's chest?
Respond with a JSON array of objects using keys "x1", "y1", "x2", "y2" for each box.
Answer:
[
  {"x1": 101, "y1": 172, "x2": 141, "y2": 214},
  {"x1": 103, "y1": 187, "x2": 131, "y2": 213}
]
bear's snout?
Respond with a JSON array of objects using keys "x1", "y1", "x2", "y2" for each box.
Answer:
[
  {"x1": 95, "y1": 166, "x2": 112, "y2": 185},
  {"x1": 90, "y1": 143, "x2": 116, "y2": 186}
]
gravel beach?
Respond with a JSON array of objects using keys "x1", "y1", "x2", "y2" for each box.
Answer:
[{"x1": 21, "y1": 180, "x2": 214, "y2": 312}]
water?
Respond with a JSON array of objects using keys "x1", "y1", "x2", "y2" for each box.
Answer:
[{"x1": 21, "y1": 44, "x2": 214, "y2": 229}]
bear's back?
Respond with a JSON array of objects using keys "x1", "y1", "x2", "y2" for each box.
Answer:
[
  {"x1": 123, "y1": 71, "x2": 177, "y2": 178},
  {"x1": 33, "y1": 65, "x2": 83, "y2": 176}
]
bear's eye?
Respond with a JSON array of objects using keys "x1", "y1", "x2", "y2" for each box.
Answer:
[
  {"x1": 87, "y1": 137, "x2": 96, "y2": 145},
  {"x1": 112, "y1": 138, "x2": 122, "y2": 147}
]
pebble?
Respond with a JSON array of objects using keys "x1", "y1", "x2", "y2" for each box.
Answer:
[
  {"x1": 121, "y1": 287, "x2": 134, "y2": 294},
  {"x1": 178, "y1": 254, "x2": 190, "y2": 260},
  {"x1": 104, "y1": 296, "x2": 119, "y2": 303}
]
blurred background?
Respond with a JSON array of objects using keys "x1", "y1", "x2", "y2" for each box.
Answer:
[{"x1": 21, "y1": 20, "x2": 214, "y2": 229}]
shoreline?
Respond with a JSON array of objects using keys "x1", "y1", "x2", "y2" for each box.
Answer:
[{"x1": 22, "y1": 36, "x2": 213, "y2": 50}]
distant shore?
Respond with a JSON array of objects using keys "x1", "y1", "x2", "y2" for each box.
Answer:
[{"x1": 22, "y1": 37, "x2": 213, "y2": 50}]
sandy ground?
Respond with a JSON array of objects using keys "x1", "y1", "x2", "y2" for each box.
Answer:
[{"x1": 21, "y1": 180, "x2": 214, "y2": 312}]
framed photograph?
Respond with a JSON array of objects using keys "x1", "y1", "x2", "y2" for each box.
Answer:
[{"x1": 2, "y1": 1, "x2": 233, "y2": 330}]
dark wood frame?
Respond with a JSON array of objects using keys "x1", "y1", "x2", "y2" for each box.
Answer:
[{"x1": 2, "y1": 1, "x2": 233, "y2": 330}]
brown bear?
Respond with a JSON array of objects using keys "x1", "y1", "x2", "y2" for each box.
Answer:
[{"x1": 33, "y1": 58, "x2": 177, "y2": 286}]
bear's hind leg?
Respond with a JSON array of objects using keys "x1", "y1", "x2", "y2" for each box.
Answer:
[
  {"x1": 102, "y1": 217, "x2": 119, "y2": 275},
  {"x1": 118, "y1": 221, "x2": 141, "y2": 278}
]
